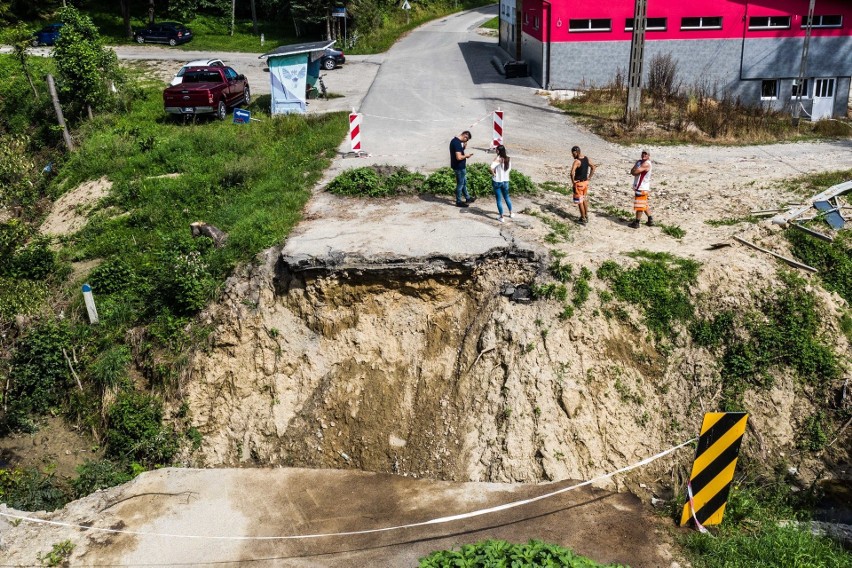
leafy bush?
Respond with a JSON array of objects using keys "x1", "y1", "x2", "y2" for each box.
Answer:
[
  {"x1": 105, "y1": 392, "x2": 178, "y2": 465},
  {"x1": 0, "y1": 277, "x2": 49, "y2": 320},
  {"x1": 4, "y1": 236, "x2": 59, "y2": 281},
  {"x1": 88, "y1": 345, "x2": 132, "y2": 392},
  {"x1": 72, "y1": 459, "x2": 134, "y2": 498},
  {"x1": 327, "y1": 166, "x2": 424, "y2": 197},
  {"x1": 0, "y1": 468, "x2": 69, "y2": 512},
  {"x1": 419, "y1": 539, "x2": 622, "y2": 567},
  {"x1": 89, "y1": 258, "x2": 138, "y2": 295},
  {"x1": 6, "y1": 320, "x2": 73, "y2": 429},
  {"x1": 423, "y1": 163, "x2": 537, "y2": 197},
  {"x1": 152, "y1": 236, "x2": 216, "y2": 316}
]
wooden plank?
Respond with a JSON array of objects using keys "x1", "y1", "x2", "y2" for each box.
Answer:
[
  {"x1": 771, "y1": 180, "x2": 852, "y2": 227},
  {"x1": 790, "y1": 223, "x2": 834, "y2": 242},
  {"x1": 733, "y1": 236, "x2": 818, "y2": 273}
]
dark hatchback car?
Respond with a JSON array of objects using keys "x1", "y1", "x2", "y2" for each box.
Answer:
[
  {"x1": 134, "y1": 22, "x2": 193, "y2": 46},
  {"x1": 321, "y1": 47, "x2": 346, "y2": 70},
  {"x1": 32, "y1": 23, "x2": 63, "y2": 47}
]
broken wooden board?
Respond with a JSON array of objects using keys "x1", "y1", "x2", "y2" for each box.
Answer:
[
  {"x1": 733, "y1": 236, "x2": 818, "y2": 273},
  {"x1": 790, "y1": 223, "x2": 834, "y2": 242},
  {"x1": 814, "y1": 200, "x2": 846, "y2": 229}
]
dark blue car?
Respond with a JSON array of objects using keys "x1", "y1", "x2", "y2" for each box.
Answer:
[{"x1": 32, "y1": 23, "x2": 63, "y2": 47}]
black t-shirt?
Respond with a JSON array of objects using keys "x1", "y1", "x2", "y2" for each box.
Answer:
[
  {"x1": 575, "y1": 157, "x2": 590, "y2": 181},
  {"x1": 450, "y1": 137, "x2": 466, "y2": 170}
]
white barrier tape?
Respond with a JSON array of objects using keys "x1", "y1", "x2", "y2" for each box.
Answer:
[
  {"x1": 686, "y1": 480, "x2": 710, "y2": 534},
  {"x1": 0, "y1": 438, "x2": 695, "y2": 542},
  {"x1": 360, "y1": 111, "x2": 493, "y2": 130}
]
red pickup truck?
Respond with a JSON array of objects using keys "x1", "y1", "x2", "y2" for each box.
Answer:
[{"x1": 163, "y1": 66, "x2": 250, "y2": 120}]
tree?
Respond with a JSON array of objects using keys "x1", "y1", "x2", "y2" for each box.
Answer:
[
  {"x1": 2, "y1": 24, "x2": 39, "y2": 98},
  {"x1": 119, "y1": 0, "x2": 134, "y2": 40},
  {"x1": 53, "y1": 6, "x2": 121, "y2": 119}
]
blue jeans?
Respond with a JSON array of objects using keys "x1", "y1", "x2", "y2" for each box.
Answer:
[
  {"x1": 493, "y1": 180, "x2": 511, "y2": 216},
  {"x1": 454, "y1": 168, "x2": 470, "y2": 203}
]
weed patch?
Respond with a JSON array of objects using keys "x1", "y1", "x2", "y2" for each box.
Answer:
[
  {"x1": 660, "y1": 223, "x2": 685, "y2": 239},
  {"x1": 787, "y1": 229, "x2": 852, "y2": 304},
  {"x1": 597, "y1": 251, "x2": 699, "y2": 338}
]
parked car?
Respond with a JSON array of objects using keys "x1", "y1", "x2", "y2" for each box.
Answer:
[
  {"x1": 134, "y1": 22, "x2": 193, "y2": 46},
  {"x1": 163, "y1": 66, "x2": 250, "y2": 120},
  {"x1": 171, "y1": 59, "x2": 225, "y2": 86},
  {"x1": 32, "y1": 23, "x2": 63, "y2": 47},
  {"x1": 321, "y1": 47, "x2": 346, "y2": 70}
]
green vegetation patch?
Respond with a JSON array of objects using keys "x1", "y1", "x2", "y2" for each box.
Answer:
[
  {"x1": 597, "y1": 250, "x2": 699, "y2": 337},
  {"x1": 691, "y1": 271, "x2": 841, "y2": 410},
  {"x1": 419, "y1": 539, "x2": 623, "y2": 567},
  {"x1": 787, "y1": 230, "x2": 852, "y2": 304},
  {"x1": 682, "y1": 484, "x2": 852, "y2": 568}
]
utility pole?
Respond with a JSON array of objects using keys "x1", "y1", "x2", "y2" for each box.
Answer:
[
  {"x1": 624, "y1": 0, "x2": 647, "y2": 124},
  {"x1": 792, "y1": 0, "x2": 816, "y2": 126}
]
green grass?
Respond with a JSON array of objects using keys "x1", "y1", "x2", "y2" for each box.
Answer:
[
  {"x1": 481, "y1": 17, "x2": 499, "y2": 29},
  {"x1": 660, "y1": 223, "x2": 685, "y2": 239},
  {"x1": 682, "y1": 484, "x2": 852, "y2": 568},
  {"x1": 704, "y1": 216, "x2": 760, "y2": 227}
]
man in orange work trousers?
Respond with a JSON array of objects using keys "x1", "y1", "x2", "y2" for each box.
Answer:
[
  {"x1": 629, "y1": 150, "x2": 653, "y2": 228},
  {"x1": 570, "y1": 146, "x2": 596, "y2": 225}
]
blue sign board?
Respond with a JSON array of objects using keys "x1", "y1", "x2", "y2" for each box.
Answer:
[
  {"x1": 332, "y1": 7, "x2": 346, "y2": 17},
  {"x1": 233, "y1": 108, "x2": 251, "y2": 124}
]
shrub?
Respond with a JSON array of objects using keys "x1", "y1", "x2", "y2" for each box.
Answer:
[
  {"x1": 419, "y1": 539, "x2": 620, "y2": 567},
  {"x1": 787, "y1": 230, "x2": 852, "y2": 304},
  {"x1": 88, "y1": 345, "x2": 132, "y2": 392},
  {"x1": 326, "y1": 166, "x2": 424, "y2": 197},
  {"x1": 152, "y1": 237, "x2": 216, "y2": 316},
  {"x1": 0, "y1": 468, "x2": 69, "y2": 512},
  {"x1": 89, "y1": 258, "x2": 138, "y2": 295},
  {"x1": 647, "y1": 52, "x2": 679, "y2": 102},
  {"x1": 423, "y1": 163, "x2": 536, "y2": 197},
  {"x1": 6, "y1": 320, "x2": 73, "y2": 429},
  {"x1": 72, "y1": 459, "x2": 134, "y2": 498},
  {"x1": 105, "y1": 392, "x2": 178, "y2": 465}
]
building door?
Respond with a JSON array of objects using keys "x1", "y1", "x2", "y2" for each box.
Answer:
[{"x1": 811, "y1": 78, "x2": 835, "y2": 120}]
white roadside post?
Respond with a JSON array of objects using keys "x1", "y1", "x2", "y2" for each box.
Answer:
[{"x1": 82, "y1": 283, "x2": 99, "y2": 324}]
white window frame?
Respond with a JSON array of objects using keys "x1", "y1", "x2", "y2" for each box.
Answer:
[
  {"x1": 748, "y1": 16, "x2": 791, "y2": 30},
  {"x1": 804, "y1": 15, "x2": 842, "y2": 29},
  {"x1": 625, "y1": 17, "x2": 667, "y2": 31},
  {"x1": 791, "y1": 79, "x2": 810, "y2": 99},
  {"x1": 760, "y1": 80, "x2": 778, "y2": 100},
  {"x1": 568, "y1": 18, "x2": 612, "y2": 32},
  {"x1": 680, "y1": 16, "x2": 722, "y2": 30}
]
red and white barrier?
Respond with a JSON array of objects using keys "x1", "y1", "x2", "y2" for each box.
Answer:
[
  {"x1": 349, "y1": 112, "x2": 362, "y2": 155},
  {"x1": 491, "y1": 109, "x2": 504, "y2": 149}
]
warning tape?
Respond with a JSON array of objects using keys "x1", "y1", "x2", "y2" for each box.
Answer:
[
  {"x1": 0, "y1": 438, "x2": 696, "y2": 542},
  {"x1": 360, "y1": 111, "x2": 493, "y2": 131}
]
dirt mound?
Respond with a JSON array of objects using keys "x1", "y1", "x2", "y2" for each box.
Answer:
[{"x1": 40, "y1": 176, "x2": 112, "y2": 237}]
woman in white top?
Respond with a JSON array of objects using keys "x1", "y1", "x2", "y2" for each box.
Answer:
[{"x1": 490, "y1": 145, "x2": 513, "y2": 222}]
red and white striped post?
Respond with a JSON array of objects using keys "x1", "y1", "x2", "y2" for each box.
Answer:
[
  {"x1": 491, "y1": 109, "x2": 504, "y2": 150},
  {"x1": 349, "y1": 111, "x2": 363, "y2": 156}
]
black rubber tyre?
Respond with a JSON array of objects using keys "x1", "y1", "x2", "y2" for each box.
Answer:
[
  {"x1": 323, "y1": 58, "x2": 336, "y2": 71},
  {"x1": 136, "y1": 35, "x2": 145, "y2": 44},
  {"x1": 168, "y1": 38, "x2": 177, "y2": 46},
  {"x1": 243, "y1": 87, "x2": 251, "y2": 105},
  {"x1": 216, "y1": 100, "x2": 227, "y2": 120}
]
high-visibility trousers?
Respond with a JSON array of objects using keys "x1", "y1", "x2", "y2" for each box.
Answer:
[{"x1": 573, "y1": 180, "x2": 589, "y2": 204}]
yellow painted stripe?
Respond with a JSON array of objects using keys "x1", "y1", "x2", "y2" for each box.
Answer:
[
  {"x1": 699, "y1": 412, "x2": 726, "y2": 435},
  {"x1": 704, "y1": 502, "x2": 728, "y2": 527},
  {"x1": 690, "y1": 415, "x2": 748, "y2": 479},
  {"x1": 690, "y1": 459, "x2": 739, "y2": 510}
]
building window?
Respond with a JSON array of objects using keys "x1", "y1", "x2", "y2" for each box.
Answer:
[
  {"x1": 761, "y1": 80, "x2": 778, "y2": 100},
  {"x1": 524, "y1": 12, "x2": 529, "y2": 25},
  {"x1": 804, "y1": 15, "x2": 842, "y2": 28},
  {"x1": 791, "y1": 79, "x2": 809, "y2": 98},
  {"x1": 534, "y1": 16, "x2": 540, "y2": 30},
  {"x1": 748, "y1": 16, "x2": 791, "y2": 30},
  {"x1": 625, "y1": 17, "x2": 667, "y2": 31},
  {"x1": 568, "y1": 18, "x2": 612, "y2": 32},
  {"x1": 681, "y1": 16, "x2": 722, "y2": 30}
]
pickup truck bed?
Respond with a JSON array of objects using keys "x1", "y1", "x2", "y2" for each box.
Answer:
[{"x1": 163, "y1": 66, "x2": 250, "y2": 120}]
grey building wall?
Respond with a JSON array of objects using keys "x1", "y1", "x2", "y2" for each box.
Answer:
[
  {"x1": 544, "y1": 37, "x2": 851, "y2": 117},
  {"x1": 521, "y1": 34, "x2": 545, "y2": 86}
]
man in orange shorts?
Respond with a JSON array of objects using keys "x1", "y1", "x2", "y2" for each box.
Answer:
[
  {"x1": 570, "y1": 146, "x2": 596, "y2": 225},
  {"x1": 629, "y1": 150, "x2": 653, "y2": 228}
]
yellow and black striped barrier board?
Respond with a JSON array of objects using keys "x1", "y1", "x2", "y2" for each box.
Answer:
[{"x1": 680, "y1": 412, "x2": 749, "y2": 527}]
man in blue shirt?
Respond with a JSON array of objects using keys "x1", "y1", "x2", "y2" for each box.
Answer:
[{"x1": 450, "y1": 130, "x2": 475, "y2": 207}]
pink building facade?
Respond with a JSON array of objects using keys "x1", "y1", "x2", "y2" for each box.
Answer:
[{"x1": 499, "y1": 0, "x2": 852, "y2": 118}]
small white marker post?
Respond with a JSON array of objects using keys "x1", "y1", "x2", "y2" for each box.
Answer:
[{"x1": 82, "y1": 283, "x2": 99, "y2": 324}]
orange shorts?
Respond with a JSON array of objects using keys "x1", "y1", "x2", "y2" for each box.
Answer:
[
  {"x1": 573, "y1": 180, "x2": 589, "y2": 204},
  {"x1": 633, "y1": 191, "x2": 650, "y2": 212}
]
